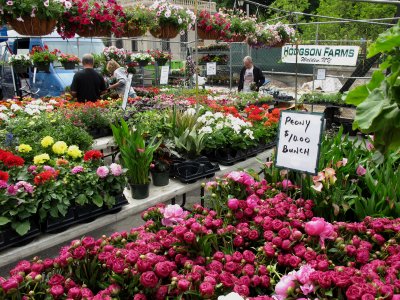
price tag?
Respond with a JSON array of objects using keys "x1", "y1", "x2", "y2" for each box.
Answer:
[
  {"x1": 316, "y1": 68, "x2": 326, "y2": 80},
  {"x1": 206, "y1": 62, "x2": 217, "y2": 76},
  {"x1": 122, "y1": 73, "x2": 133, "y2": 111},
  {"x1": 275, "y1": 111, "x2": 324, "y2": 175},
  {"x1": 160, "y1": 66, "x2": 169, "y2": 85}
]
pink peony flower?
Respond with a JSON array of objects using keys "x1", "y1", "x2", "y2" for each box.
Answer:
[
  {"x1": 305, "y1": 217, "x2": 335, "y2": 247},
  {"x1": 109, "y1": 163, "x2": 123, "y2": 176},
  {"x1": 281, "y1": 179, "x2": 293, "y2": 190},
  {"x1": 161, "y1": 204, "x2": 189, "y2": 227},
  {"x1": 228, "y1": 198, "x2": 239, "y2": 210},
  {"x1": 274, "y1": 274, "x2": 296, "y2": 298},
  {"x1": 96, "y1": 166, "x2": 109, "y2": 178}
]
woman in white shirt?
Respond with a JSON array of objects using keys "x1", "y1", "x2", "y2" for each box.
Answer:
[{"x1": 106, "y1": 60, "x2": 136, "y2": 98}]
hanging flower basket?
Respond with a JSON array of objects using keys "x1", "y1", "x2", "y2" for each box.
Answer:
[
  {"x1": 156, "y1": 58, "x2": 168, "y2": 66},
  {"x1": 123, "y1": 25, "x2": 146, "y2": 38},
  {"x1": 62, "y1": 62, "x2": 76, "y2": 70},
  {"x1": 34, "y1": 62, "x2": 51, "y2": 73},
  {"x1": 77, "y1": 26, "x2": 110, "y2": 38},
  {"x1": 230, "y1": 35, "x2": 246, "y2": 43},
  {"x1": 150, "y1": 24, "x2": 179, "y2": 39},
  {"x1": 7, "y1": 16, "x2": 57, "y2": 36},
  {"x1": 12, "y1": 64, "x2": 29, "y2": 74},
  {"x1": 198, "y1": 28, "x2": 220, "y2": 40}
]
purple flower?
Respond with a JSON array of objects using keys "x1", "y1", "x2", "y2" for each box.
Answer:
[
  {"x1": 96, "y1": 166, "x2": 109, "y2": 178},
  {"x1": 109, "y1": 163, "x2": 123, "y2": 176},
  {"x1": 28, "y1": 165, "x2": 37, "y2": 174},
  {"x1": 71, "y1": 166, "x2": 84, "y2": 174},
  {"x1": 43, "y1": 166, "x2": 56, "y2": 173},
  {"x1": 15, "y1": 181, "x2": 34, "y2": 194}
]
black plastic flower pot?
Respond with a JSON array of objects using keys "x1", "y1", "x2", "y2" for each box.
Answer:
[
  {"x1": 12, "y1": 64, "x2": 28, "y2": 74},
  {"x1": 156, "y1": 59, "x2": 168, "y2": 66},
  {"x1": 41, "y1": 207, "x2": 77, "y2": 233},
  {"x1": 105, "y1": 194, "x2": 129, "y2": 214},
  {"x1": 215, "y1": 148, "x2": 245, "y2": 166},
  {"x1": 0, "y1": 220, "x2": 41, "y2": 252},
  {"x1": 62, "y1": 61, "x2": 76, "y2": 70},
  {"x1": 34, "y1": 62, "x2": 50, "y2": 73},
  {"x1": 75, "y1": 204, "x2": 105, "y2": 223},
  {"x1": 151, "y1": 171, "x2": 170, "y2": 187},
  {"x1": 88, "y1": 127, "x2": 112, "y2": 139},
  {"x1": 130, "y1": 183, "x2": 150, "y2": 200}
]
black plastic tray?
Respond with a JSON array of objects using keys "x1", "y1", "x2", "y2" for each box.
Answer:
[
  {"x1": 41, "y1": 207, "x2": 77, "y2": 234},
  {"x1": 171, "y1": 156, "x2": 220, "y2": 184},
  {"x1": 105, "y1": 194, "x2": 129, "y2": 214},
  {"x1": 0, "y1": 221, "x2": 41, "y2": 252}
]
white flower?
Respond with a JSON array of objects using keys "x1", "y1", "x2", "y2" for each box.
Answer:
[
  {"x1": 199, "y1": 126, "x2": 213, "y2": 134},
  {"x1": 244, "y1": 129, "x2": 255, "y2": 140},
  {"x1": 0, "y1": 113, "x2": 9, "y2": 121},
  {"x1": 218, "y1": 292, "x2": 244, "y2": 300},
  {"x1": 0, "y1": 105, "x2": 8, "y2": 111},
  {"x1": 10, "y1": 104, "x2": 21, "y2": 111},
  {"x1": 184, "y1": 108, "x2": 196, "y2": 116}
]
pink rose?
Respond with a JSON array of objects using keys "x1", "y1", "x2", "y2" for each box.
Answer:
[
  {"x1": 295, "y1": 264, "x2": 315, "y2": 285},
  {"x1": 183, "y1": 231, "x2": 196, "y2": 244},
  {"x1": 48, "y1": 274, "x2": 65, "y2": 286},
  {"x1": 140, "y1": 271, "x2": 159, "y2": 288},
  {"x1": 346, "y1": 284, "x2": 363, "y2": 300}
]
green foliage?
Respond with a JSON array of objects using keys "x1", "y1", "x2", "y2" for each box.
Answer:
[
  {"x1": 0, "y1": 0, "x2": 66, "y2": 20},
  {"x1": 346, "y1": 22, "x2": 400, "y2": 153},
  {"x1": 112, "y1": 119, "x2": 161, "y2": 185},
  {"x1": 300, "y1": 92, "x2": 346, "y2": 105},
  {"x1": 174, "y1": 128, "x2": 207, "y2": 158}
]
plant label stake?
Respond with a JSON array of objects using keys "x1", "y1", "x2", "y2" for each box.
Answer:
[
  {"x1": 122, "y1": 74, "x2": 133, "y2": 111},
  {"x1": 160, "y1": 66, "x2": 169, "y2": 85},
  {"x1": 275, "y1": 111, "x2": 324, "y2": 175}
]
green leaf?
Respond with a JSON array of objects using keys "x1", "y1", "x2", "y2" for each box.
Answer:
[
  {"x1": 0, "y1": 217, "x2": 10, "y2": 226},
  {"x1": 12, "y1": 221, "x2": 31, "y2": 236},
  {"x1": 368, "y1": 23, "x2": 400, "y2": 57},
  {"x1": 92, "y1": 194, "x2": 104, "y2": 207},
  {"x1": 345, "y1": 71, "x2": 384, "y2": 106},
  {"x1": 76, "y1": 194, "x2": 88, "y2": 206},
  {"x1": 354, "y1": 88, "x2": 386, "y2": 131}
]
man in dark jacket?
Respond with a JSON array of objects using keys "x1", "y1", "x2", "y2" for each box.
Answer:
[{"x1": 238, "y1": 56, "x2": 265, "y2": 92}]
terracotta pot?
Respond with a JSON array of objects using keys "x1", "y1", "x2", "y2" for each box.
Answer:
[
  {"x1": 77, "y1": 26, "x2": 110, "y2": 38},
  {"x1": 123, "y1": 24, "x2": 146, "y2": 38},
  {"x1": 7, "y1": 16, "x2": 57, "y2": 36},
  {"x1": 197, "y1": 28, "x2": 220, "y2": 40},
  {"x1": 150, "y1": 24, "x2": 179, "y2": 39}
]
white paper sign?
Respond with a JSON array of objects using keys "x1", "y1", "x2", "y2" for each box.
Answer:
[
  {"x1": 33, "y1": 67, "x2": 37, "y2": 84},
  {"x1": 122, "y1": 73, "x2": 133, "y2": 111},
  {"x1": 206, "y1": 62, "x2": 217, "y2": 76},
  {"x1": 160, "y1": 66, "x2": 169, "y2": 85},
  {"x1": 281, "y1": 45, "x2": 360, "y2": 66},
  {"x1": 316, "y1": 68, "x2": 326, "y2": 80},
  {"x1": 275, "y1": 111, "x2": 324, "y2": 175}
]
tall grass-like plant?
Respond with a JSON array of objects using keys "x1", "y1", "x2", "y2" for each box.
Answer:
[{"x1": 111, "y1": 119, "x2": 161, "y2": 185}]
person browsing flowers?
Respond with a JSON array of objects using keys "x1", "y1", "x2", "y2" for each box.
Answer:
[
  {"x1": 238, "y1": 56, "x2": 265, "y2": 93},
  {"x1": 106, "y1": 60, "x2": 136, "y2": 98}
]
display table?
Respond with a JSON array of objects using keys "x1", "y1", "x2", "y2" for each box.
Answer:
[{"x1": 0, "y1": 149, "x2": 273, "y2": 268}]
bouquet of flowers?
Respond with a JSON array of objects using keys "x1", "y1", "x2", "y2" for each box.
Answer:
[
  {"x1": 122, "y1": 4, "x2": 155, "y2": 37},
  {"x1": 149, "y1": 0, "x2": 196, "y2": 38},
  {"x1": 103, "y1": 46, "x2": 127, "y2": 64},
  {"x1": 197, "y1": 10, "x2": 230, "y2": 40},
  {"x1": 148, "y1": 49, "x2": 172, "y2": 66}
]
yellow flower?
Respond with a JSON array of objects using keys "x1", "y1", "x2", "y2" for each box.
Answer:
[
  {"x1": 18, "y1": 144, "x2": 32, "y2": 153},
  {"x1": 52, "y1": 141, "x2": 68, "y2": 155},
  {"x1": 41, "y1": 136, "x2": 54, "y2": 148},
  {"x1": 34, "y1": 153, "x2": 50, "y2": 165},
  {"x1": 67, "y1": 145, "x2": 82, "y2": 159}
]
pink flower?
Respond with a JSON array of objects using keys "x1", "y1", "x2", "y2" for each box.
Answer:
[
  {"x1": 275, "y1": 274, "x2": 296, "y2": 298},
  {"x1": 199, "y1": 282, "x2": 215, "y2": 297},
  {"x1": 356, "y1": 165, "x2": 367, "y2": 176},
  {"x1": 109, "y1": 163, "x2": 123, "y2": 176},
  {"x1": 281, "y1": 179, "x2": 293, "y2": 189},
  {"x1": 71, "y1": 166, "x2": 84, "y2": 174},
  {"x1": 305, "y1": 217, "x2": 335, "y2": 247},
  {"x1": 50, "y1": 284, "x2": 64, "y2": 297},
  {"x1": 227, "y1": 171, "x2": 241, "y2": 182},
  {"x1": 96, "y1": 166, "x2": 109, "y2": 178},
  {"x1": 295, "y1": 265, "x2": 315, "y2": 285},
  {"x1": 161, "y1": 204, "x2": 188, "y2": 227},
  {"x1": 137, "y1": 148, "x2": 145, "y2": 153},
  {"x1": 311, "y1": 181, "x2": 323, "y2": 192},
  {"x1": 300, "y1": 283, "x2": 315, "y2": 295},
  {"x1": 228, "y1": 198, "x2": 239, "y2": 210}
]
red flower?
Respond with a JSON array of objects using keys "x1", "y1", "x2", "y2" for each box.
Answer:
[
  {"x1": 140, "y1": 271, "x2": 159, "y2": 288},
  {"x1": 3, "y1": 154, "x2": 25, "y2": 168},
  {"x1": 0, "y1": 171, "x2": 9, "y2": 182},
  {"x1": 34, "y1": 170, "x2": 59, "y2": 185},
  {"x1": 83, "y1": 150, "x2": 103, "y2": 161}
]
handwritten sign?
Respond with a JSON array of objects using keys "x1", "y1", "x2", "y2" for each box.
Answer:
[
  {"x1": 275, "y1": 111, "x2": 324, "y2": 175},
  {"x1": 281, "y1": 45, "x2": 359, "y2": 66},
  {"x1": 122, "y1": 73, "x2": 133, "y2": 111},
  {"x1": 206, "y1": 62, "x2": 217, "y2": 76},
  {"x1": 160, "y1": 66, "x2": 169, "y2": 85}
]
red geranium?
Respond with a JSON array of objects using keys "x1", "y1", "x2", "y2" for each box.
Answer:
[
  {"x1": 0, "y1": 170, "x2": 9, "y2": 182},
  {"x1": 34, "y1": 170, "x2": 59, "y2": 185},
  {"x1": 83, "y1": 150, "x2": 103, "y2": 162}
]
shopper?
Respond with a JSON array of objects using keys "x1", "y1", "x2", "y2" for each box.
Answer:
[
  {"x1": 106, "y1": 60, "x2": 136, "y2": 98},
  {"x1": 238, "y1": 56, "x2": 265, "y2": 93},
  {"x1": 70, "y1": 54, "x2": 107, "y2": 102}
]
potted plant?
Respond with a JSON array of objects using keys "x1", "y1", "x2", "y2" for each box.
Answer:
[
  {"x1": 8, "y1": 54, "x2": 32, "y2": 74},
  {"x1": 226, "y1": 11, "x2": 256, "y2": 42},
  {"x1": 127, "y1": 62, "x2": 138, "y2": 74},
  {"x1": 111, "y1": 119, "x2": 161, "y2": 199},
  {"x1": 30, "y1": 45, "x2": 58, "y2": 72},
  {"x1": 102, "y1": 46, "x2": 127, "y2": 65},
  {"x1": 148, "y1": 49, "x2": 172, "y2": 66},
  {"x1": 197, "y1": 10, "x2": 230, "y2": 40},
  {"x1": 58, "y1": 53, "x2": 80, "y2": 70},
  {"x1": 130, "y1": 53, "x2": 154, "y2": 67},
  {"x1": 149, "y1": 0, "x2": 196, "y2": 39},
  {"x1": 122, "y1": 4, "x2": 155, "y2": 37},
  {"x1": 0, "y1": 0, "x2": 68, "y2": 36},
  {"x1": 150, "y1": 145, "x2": 172, "y2": 187},
  {"x1": 269, "y1": 22, "x2": 296, "y2": 47},
  {"x1": 57, "y1": 0, "x2": 125, "y2": 39}
]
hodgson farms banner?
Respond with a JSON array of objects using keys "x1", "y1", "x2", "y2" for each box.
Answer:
[{"x1": 281, "y1": 45, "x2": 360, "y2": 66}]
